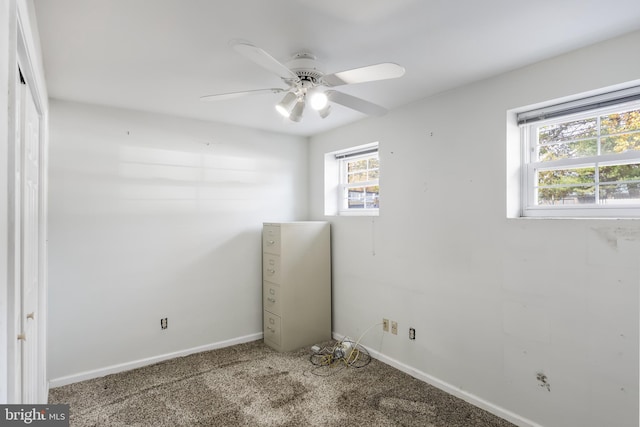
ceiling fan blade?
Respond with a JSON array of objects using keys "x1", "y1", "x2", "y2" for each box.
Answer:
[
  {"x1": 327, "y1": 90, "x2": 388, "y2": 116},
  {"x1": 200, "y1": 88, "x2": 285, "y2": 102},
  {"x1": 322, "y1": 63, "x2": 405, "y2": 87},
  {"x1": 232, "y1": 41, "x2": 300, "y2": 82}
]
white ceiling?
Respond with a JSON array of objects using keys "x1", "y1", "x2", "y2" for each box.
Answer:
[{"x1": 33, "y1": 0, "x2": 640, "y2": 137}]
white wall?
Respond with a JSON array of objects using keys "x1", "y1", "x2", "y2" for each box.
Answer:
[
  {"x1": 47, "y1": 100, "x2": 308, "y2": 383},
  {"x1": 309, "y1": 31, "x2": 640, "y2": 427}
]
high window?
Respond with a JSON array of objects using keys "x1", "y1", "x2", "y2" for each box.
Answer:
[
  {"x1": 324, "y1": 142, "x2": 379, "y2": 216},
  {"x1": 518, "y1": 87, "x2": 640, "y2": 217},
  {"x1": 338, "y1": 148, "x2": 379, "y2": 212}
]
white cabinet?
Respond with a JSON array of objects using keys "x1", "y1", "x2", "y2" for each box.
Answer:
[{"x1": 262, "y1": 222, "x2": 331, "y2": 352}]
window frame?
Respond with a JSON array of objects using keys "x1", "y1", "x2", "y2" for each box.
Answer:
[
  {"x1": 323, "y1": 142, "x2": 380, "y2": 217},
  {"x1": 338, "y1": 149, "x2": 380, "y2": 215},
  {"x1": 520, "y1": 100, "x2": 640, "y2": 218}
]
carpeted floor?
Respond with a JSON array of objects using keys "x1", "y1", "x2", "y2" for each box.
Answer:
[{"x1": 49, "y1": 340, "x2": 516, "y2": 426}]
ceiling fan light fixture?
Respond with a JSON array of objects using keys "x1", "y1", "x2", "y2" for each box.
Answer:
[
  {"x1": 289, "y1": 99, "x2": 305, "y2": 122},
  {"x1": 308, "y1": 90, "x2": 328, "y2": 110},
  {"x1": 275, "y1": 91, "x2": 297, "y2": 117},
  {"x1": 318, "y1": 104, "x2": 331, "y2": 119}
]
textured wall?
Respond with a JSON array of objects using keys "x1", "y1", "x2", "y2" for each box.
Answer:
[
  {"x1": 309, "y1": 31, "x2": 640, "y2": 427},
  {"x1": 47, "y1": 100, "x2": 308, "y2": 381}
]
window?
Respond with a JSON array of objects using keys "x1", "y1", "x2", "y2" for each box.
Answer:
[
  {"x1": 324, "y1": 142, "x2": 379, "y2": 216},
  {"x1": 338, "y1": 149, "x2": 379, "y2": 211},
  {"x1": 518, "y1": 87, "x2": 640, "y2": 217}
]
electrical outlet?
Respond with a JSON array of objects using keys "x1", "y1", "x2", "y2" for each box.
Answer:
[
  {"x1": 409, "y1": 327, "x2": 416, "y2": 340},
  {"x1": 391, "y1": 321, "x2": 398, "y2": 335},
  {"x1": 160, "y1": 318, "x2": 168, "y2": 330},
  {"x1": 383, "y1": 318, "x2": 389, "y2": 332}
]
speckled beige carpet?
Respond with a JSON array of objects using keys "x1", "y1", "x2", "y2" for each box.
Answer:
[{"x1": 49, "y1": 340, "x2": 516, "y2": 426}]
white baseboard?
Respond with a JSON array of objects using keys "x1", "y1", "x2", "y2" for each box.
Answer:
[
  {"x1": 332, "y1": 332, "x2": 543, "y2": 427},
  {"x1": 49, "y1": 332, "x2": 263, "y2": 389}
]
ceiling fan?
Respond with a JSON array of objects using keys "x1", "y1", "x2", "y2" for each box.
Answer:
[{"x1": 200, "y1": 41, "x2": 405, "y2": 122}]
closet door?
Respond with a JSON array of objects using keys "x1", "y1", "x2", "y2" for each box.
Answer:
[
  {"x1": 3, "y1": 4, "x2": 49, "y2": 404},
  {"x1": 19, "y1": 73, "x2": 42, "y2": 404}
]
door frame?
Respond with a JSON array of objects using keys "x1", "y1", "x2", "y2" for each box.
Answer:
[
  {"x1": 1, "y1": 0, "x2": 49, "y2": 404},
  {"x1": 17, "y1": 0, "x2": 49, "y2": 404}
]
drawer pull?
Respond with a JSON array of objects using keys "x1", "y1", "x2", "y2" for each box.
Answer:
[
  {"x1": 267, "y1": 327, "x2": 275, "y2": 333},
  {"x1": 267, "y1": 269, "x2": 275, "y2": 274},
  {"x1": 267, "y1": 297, "x2": 276, "y2": 303},
  {"x1": 269, "y1": 289, "x2": 275, "y2": 295},
  {"x1": 267, "y1": 240, "x2": 275, "y2": 245}
]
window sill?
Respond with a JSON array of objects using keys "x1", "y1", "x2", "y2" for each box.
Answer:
[
  {"x1": 335, "y1": 209, "x2": 379, "y2": 217},
  {"x1": 521, "y1": 206, "x2": 640, "y2": 219},
  {"x1": 508, "y1": 215, "x2": 640, "y2": 221}
]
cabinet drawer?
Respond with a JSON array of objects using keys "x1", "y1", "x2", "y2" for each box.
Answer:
[
  {"x1": 263, "y1": 311, "x2": 281, "y2": 347},
  {"x1": 263, "y1": 283, "x2": 281, "y2": 316},
  {"x1": 262, "y1": 253, "x2": 281, "y2": 284},
  {"x1": 262, "y1": 225, "x2": 281, "y2": 255}
]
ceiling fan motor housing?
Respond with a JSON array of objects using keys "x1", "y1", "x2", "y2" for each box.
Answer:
[
  {"x1": 286, "y1": 53, "x2": 324, "y2": 88},
  {"x1": 297, "y1": 70, "x2": 323, "y2": 88}
]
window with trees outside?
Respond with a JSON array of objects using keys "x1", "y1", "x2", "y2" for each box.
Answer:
[
  {"x1": 519, "y1": 88, "x2": 640, "y2": 217},
  {"x1": 338, "y1": 147, "x2": 379, "y2": 213}
]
